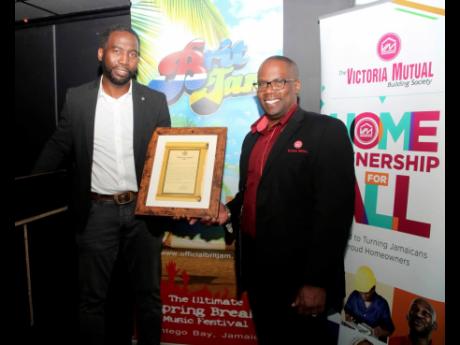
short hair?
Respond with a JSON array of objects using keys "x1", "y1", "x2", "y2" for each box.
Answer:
[
  {"x1": 99, "y1": 24, "x2": 140, "y2": 50},
  {"x1": 261, "y1": 55, "x2": 299, "y2": 78},
  {"x1": 409, "y1": 297, "x2": 437, "y2": 323}
]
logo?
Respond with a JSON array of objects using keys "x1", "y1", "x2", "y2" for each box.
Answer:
[
  {"x1": 148, "y1": 39, "x2": 256, "y2": 115},
  {"x1": 288, "y1": 140, "x2": 308, "y2": 154},
  {"x1": 353, "y1": 112, "x2": 381, "y2": 149},
  {"x1": 377, "y1": 33, "x2": 401, "y2": 61}
]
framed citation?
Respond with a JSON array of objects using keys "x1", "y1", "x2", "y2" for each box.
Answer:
[{"x1": 135, "y1": 127, "x2": 227, "y2": 218}]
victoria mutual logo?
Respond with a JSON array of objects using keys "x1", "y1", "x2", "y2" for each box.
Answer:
[{"x1": 377, "y1": 33, "x2": 401, "y2": 61}]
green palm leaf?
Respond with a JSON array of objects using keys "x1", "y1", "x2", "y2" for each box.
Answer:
[
  {"x1": 157, "y1": 0, "x2": 229, "y2": 47},
  {"x1": 132, "y1": 0, "x2": 230, "y2": 84},
  {"x1": 131, "y1": 1, "x2": 164, "y2": 84}
]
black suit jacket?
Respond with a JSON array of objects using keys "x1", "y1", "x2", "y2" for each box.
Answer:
[
  {"x1": 227, "y1": 107, "x2": 355, "y2": 311},
  {"x1": 33, "y1": 78, "x2": 171, "y2": 231}
]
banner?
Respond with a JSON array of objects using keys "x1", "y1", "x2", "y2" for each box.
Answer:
[
  {"x1": 131, "y1": 1, "x2": 283, "y2": 344},
  {"x1": 320, "y1": 1, "x2": 444, "y2": 344}
]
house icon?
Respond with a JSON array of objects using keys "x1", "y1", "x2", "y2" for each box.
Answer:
[
  {"x1": 359, "y1": 123, "x2": 374, "y2": 139},
  {"x1": 380, "y1": 37, "x2": 397, "y2": 55}
]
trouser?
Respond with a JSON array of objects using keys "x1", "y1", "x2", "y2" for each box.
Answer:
[
  {"x1": 247, "y1": 288, "x2": 336, "y2": 345},
  {"x1": 76, "y1": 199, "x2": 163, "y2": 345},
  {"x1": 241, "y1": 233, "x2": 338, "y2": 345}
]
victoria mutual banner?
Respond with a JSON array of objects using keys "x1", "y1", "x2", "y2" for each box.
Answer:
[{"x1": 320, "y1": 1, "x2": 445, "y2": 344}]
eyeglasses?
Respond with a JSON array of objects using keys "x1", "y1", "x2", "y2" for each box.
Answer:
[{"x1": 253, "y1": 79, "x2": 296, "y2": 91}]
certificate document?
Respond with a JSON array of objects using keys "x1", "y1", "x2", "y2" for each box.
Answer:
[
  {"x1": 157, "y1": 143, "x2": 207, "y2": 200},
  {"x1": 136, "y1": 127, "x2": 226, "y2": 218}
]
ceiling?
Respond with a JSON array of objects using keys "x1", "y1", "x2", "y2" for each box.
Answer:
[{"x1": 15, "y1": 0, "x2": 131, "y2": 23}]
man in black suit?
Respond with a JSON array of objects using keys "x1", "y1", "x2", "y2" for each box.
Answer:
[
  {"x1": 33, "y1": 25, "x2": 171, "y2": 345},
  {"x1": 205, "y1": 55, "x2": 355, "y2": 344}
]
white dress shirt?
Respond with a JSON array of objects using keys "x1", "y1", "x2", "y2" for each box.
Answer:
[{"x1": 91, "y1": 78, "x2": 138, "y2": 194}]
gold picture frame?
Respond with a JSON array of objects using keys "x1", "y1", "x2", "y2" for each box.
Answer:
[{"x1": 135, "y1": 127, "x2": 227, "y2": 218}]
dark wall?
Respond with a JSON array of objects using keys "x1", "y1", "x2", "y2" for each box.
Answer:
[
  {"x1": 14, "y1": 12, "x2": 131, "y2": 345},
  {"x1": 15, "y1": 26, "x2": 56, "y2": 178},
  {"x1": 15, "y1": 14, "x2": 130, "y2": 177},
  {"x1": 284, "y1": 0, "x2": 354, "y2": 113}
]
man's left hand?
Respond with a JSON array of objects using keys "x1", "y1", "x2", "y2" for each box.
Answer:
[{"x1": 291, "y1": 285, "x2": 326, "y2": 317}]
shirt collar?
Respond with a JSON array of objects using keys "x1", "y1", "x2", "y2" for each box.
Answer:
[
  {"x1": 251, "y1": 103, "x2": 298, "y2": 133},
  {"x1": 98, "y1": 76, "x2": 133, "y2": 100}
]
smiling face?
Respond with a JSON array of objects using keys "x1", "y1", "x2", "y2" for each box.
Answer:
[
  {"x1": 407, "y1": 299, "x2": 437, "y2": 337},
  {"x1": 98, "y1": 30, "x2": 139, "y2": 86},
  {"x1": 256, "y1": 57, "x2": 301, "y2": 122}
]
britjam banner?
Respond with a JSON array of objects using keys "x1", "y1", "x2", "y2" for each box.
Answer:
[
  {"x1": 320, "y1": 1, "x2": 444, "y2": 344},
  {"x1": 131, "y1": 1, "x2": 283, "y2": 344}
]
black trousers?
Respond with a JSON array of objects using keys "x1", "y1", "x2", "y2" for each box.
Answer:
[
  {"x1": 76, "y1": 200, "x2": 163, "y2": 345},
  {"x1": 241, "y1": 234, "x2": 338, "y2": 345}
]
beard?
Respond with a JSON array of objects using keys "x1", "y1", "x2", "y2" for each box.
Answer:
[
  {"x1": 409, "y1": 320, "x2": 433, "y2": 337},
  {"x1": 101, "y1": 60, "x2": 137, "y2": 86}
]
